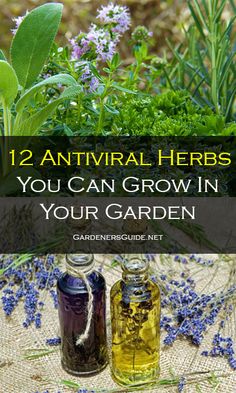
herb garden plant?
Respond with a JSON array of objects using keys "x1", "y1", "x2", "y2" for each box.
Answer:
[
  {"x1": 166, "y1": 0, "x2": 236, "y2": 121},
  {"x1": 0, "y1": 1, "x2": 236, "y2": 393},
  {"x1": 0, "y1": 1, "x2": 235, "y2": 137},
  {"x1": 0, "y1": 3, "x2": 81, "y2": 138}
]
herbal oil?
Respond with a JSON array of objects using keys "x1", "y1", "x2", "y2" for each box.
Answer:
[
  {"x1": 111, "y1": 255, "x2": 160, "y2": 386},
  {"x1": 57, "y1": 254, "x2": 107, "y2": 376}
]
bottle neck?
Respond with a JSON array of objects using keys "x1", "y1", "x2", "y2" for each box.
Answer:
[
  {"x1": 65, "y1": 254, "x2": 95, "y2": 277},
  {"x1": 122, "y1": 255, "x2": 149, "y2": 285},
  {"x1": 122, "y1": 271, "x2": 148, "y2": 285},
  {"x1": 66, "y1": 263, "x2": 94, "y2": 277}
]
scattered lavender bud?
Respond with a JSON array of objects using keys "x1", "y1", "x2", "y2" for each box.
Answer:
[
  {"x1": 178, "y1": 377, "x2": 186, "y2": 392},
  {"x1": 0, "y1": 255, "x2": 62, "y2": 329},
  {"x1": 50, "y1": 289, "x2": 58, "y2": 309},
  {"x1": 46, "y1": 337, "x2": 61, "y2": 346}
]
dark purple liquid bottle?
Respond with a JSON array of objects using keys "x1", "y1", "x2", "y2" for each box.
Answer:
[{"x1": 57, "y1": 254, "x2": 107, "y2": 376}]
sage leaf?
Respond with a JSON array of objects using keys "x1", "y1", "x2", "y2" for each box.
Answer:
[
  {"x1": 16, "y1": 74, "x2": 78, "y2": 113},
  {"x1": 14, "y1": 85, "x2": 82, "y2": 136},
  {"x1": 0, "y1": 60, "x2": 18, "y2": 106},
  {"x1": 60, "y1": 85, "x2": 83, "y2": 99},
  {"x1": 11, "y1": 3, "x2": 63, "y2": 88}
]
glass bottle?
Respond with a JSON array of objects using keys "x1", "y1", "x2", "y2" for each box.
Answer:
[
  {"x1": 110, "y1": 255, "x2": 160, "y2": 386},
  {"x1": 57, "y1": 254, "x2": 107, "y2": 376}
]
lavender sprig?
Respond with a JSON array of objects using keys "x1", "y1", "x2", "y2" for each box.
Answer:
[
  {"x1": 150, "y1": 254, "x2": 236, "y2": 370},
  {"x1": 1, "y1": 255, "x2": 61, "y2": 328}
]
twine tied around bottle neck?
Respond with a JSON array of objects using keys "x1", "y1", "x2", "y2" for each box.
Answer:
[{"x1": 66, "y1": 257, "x2": 94, "y2": 346}]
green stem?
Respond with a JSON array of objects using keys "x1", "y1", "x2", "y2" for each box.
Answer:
[
  {"x1": 163, "y1": 68, "x2": 175, "y2": 91},
  {"x1": 96, "y1": 75, "x2": 112, "y2": 135},
  {"x1": 77, "y1": 94, "x2": 82, "y2": 127},
  {"x1": 2, "y1": 103, "x2": 11, "y2": 177},
  {"x1": 209, "y1": 1, "x2": 219, "y2": 114},
  {"x1": 3, "y1": 103, "x2": 11, "y2": 136},
  {"x1": 127, "y1": 60, "x2": 142, "y2": 89},
  {"x1": 96, "y1": 99, "x2": 105, "y2": 135}
]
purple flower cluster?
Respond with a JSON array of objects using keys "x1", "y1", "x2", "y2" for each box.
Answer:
[
  {"x1": 202, "y1": 333, "x2": 236, "y2": 370},
  {"x1": 97, "y1": 3, "x2": 131, "y2": 33},
  {"x1": 70, "y1": 2, "x2": 131, "y2": 89},
  {"x1": 79, "y1": 64, "x2": 100, "y2": 93},
  {"x1": 2, "y1": 288, "x2": 18, "y2": 315},
  {"x1": 174, "y1": 254, "x2": 214, "y2": 267},
  {"x1": 160, "y1": 271, "x2": 236, "y2": 349},
  {"x1": 87, "y1": 24, "x2": 118, "y2": 62},
  {"x1": 71, "y1": 24, "x2": 121, "y2": 63},
  {"x1": 1, "y1": 255, "x2": 61, "y2": 329}
]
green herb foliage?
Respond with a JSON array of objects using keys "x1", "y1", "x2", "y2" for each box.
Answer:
[{"x1": 166, "y1": 0, "x2": 236, "y2": 121}]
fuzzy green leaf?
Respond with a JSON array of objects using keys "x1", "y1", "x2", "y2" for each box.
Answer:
[
  {"x1": 11, "y1": 3, "x2": 63, "y2": 88},
  {"x1": 0, "y1": 60, "x2": 18, "y2": 106},
  {"x1": 60, "y1": 85, "x2": 83, "y2": 99},
  {"x1": 16, "y1": 74, "x2": 78, "y2": 113},
  {"x1": 14, "y1": 86, "x2": 82, "y2": 136}
]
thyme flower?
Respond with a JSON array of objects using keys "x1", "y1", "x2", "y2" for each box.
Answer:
[
  {"x1": 70, "y1": 2, "x2": 131, "y2": 64},
  {"x1": 97, "y1": 3, "x2": 131, "y2": 34}
]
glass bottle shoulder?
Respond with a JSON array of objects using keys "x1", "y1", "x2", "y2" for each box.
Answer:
[
  {"x1": 111, "y1": 278, "x2": 160, "y2": 302},
  {"x1": 57, "y1": 270, "x2": 106, "y2": 295}
]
